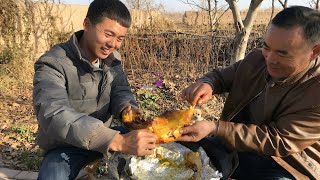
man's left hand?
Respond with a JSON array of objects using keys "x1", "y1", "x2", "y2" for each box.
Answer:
[
  {"x1": 121, "y1": 105, "x2": 143, "y2": 121},
  {"x1": 177, "y1": 120, "x2": 217, "y2": 142}
]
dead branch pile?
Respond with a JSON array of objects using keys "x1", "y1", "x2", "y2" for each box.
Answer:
[{"x1": 121, "y1": 30, "x2": 264, "y2": 79}]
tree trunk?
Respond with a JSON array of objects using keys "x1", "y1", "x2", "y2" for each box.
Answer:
[
  {"x1": 268, "y1": 0, "x2": 275, "y2": 26},
  {"x1": 226, "y1": 0, "x2": 263, "y2": 63},
  {"x1": 137, "y1": 0, "x2": 140, "y2": 9},
  {"x1": 207, "y1": 0, "x2": 218, "y2": 32},
  {"x1": 207, "y1": 0, "x2": 213, "y2": 31}
]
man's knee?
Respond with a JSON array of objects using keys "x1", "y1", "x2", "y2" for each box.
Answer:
[{"x1": 38, "y1": 152, "x2": 72, "y2": 180}]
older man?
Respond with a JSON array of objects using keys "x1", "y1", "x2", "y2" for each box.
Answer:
[{"x1": 179, "y1": 6, "x2": 320, "y2": 180}]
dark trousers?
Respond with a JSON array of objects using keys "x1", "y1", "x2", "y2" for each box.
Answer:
[
  {"x1": 180, "y1": 137, "x2": 295, "y2": 180},
  {"x1": 231, "y1": 152, "x2": 295, "y2": 180}
]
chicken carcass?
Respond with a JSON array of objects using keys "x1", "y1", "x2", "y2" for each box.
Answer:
[{"x1": 122, "y1": 107, "x2": 194, "y2": 143}]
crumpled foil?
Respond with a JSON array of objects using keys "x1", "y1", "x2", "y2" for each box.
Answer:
[{"x1": 107, "y1": 142, "x2": 222, "y2": 180}]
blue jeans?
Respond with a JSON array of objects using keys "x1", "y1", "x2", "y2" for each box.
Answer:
[
  {"x1": 232, "y1": 152, "x2": 295, "y2": 180},
  {"x1": 37, "y1": 126, "x2": 129, "y2": 180},
  {"x1": 37, "y1": 146, "x2": 103, "y2": 180}
]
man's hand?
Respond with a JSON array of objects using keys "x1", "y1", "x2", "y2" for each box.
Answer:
[
  {"x1": 177, "y1": 120, "x2": 217, "y2": 142},
  {"x1": 181, "y1": 82, "x2": 213, "y2": 106},
  {"x1": 121, "y1": 105, "x2": 143, "y2": 122},
  {"x1": 109, "y1": 129, "x2": 157, "y2": 156}
]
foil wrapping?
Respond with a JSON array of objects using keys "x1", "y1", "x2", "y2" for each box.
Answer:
[{"x1": 108, "y1": 142, "x2": 222, "y2": 180}]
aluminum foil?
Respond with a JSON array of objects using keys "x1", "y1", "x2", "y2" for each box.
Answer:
[{"x1": 119, "y1": 142, "x2": 223, "y2": 180}]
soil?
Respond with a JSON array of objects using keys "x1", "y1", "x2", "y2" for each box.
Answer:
[{"x1": 0, "y1": 69, "x2": 225, "y2": 174}]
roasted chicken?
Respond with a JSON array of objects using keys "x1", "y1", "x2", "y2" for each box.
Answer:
[{"x1": 122, "y1": 107, "x2": 195, "y2": 143}]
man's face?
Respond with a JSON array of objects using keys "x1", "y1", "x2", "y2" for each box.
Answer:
[
  {"x1": 84, "y1": 17, "x2": 128, "y2": 61},
  {"x1": 262, "y1": 24, "x2": 315, "y2": 79}
]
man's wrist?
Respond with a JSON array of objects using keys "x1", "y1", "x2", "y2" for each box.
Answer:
[
  {"x1": 208, "y1": 120, "x2": 219, "y2": 137},
  {"x1": 197, "y1": 80, "x2": 215, "y2": 94},
  {"x1": 109, "y1": 134, "x2": 124, "y2": 152}
]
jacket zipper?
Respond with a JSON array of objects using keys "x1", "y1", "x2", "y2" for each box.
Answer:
[
  {"x1": 226, "y1": 83, "x2": 268, "y2": 176},
  {"x1": 228, "y1": 83, "x2": 269, "y2": 121}
]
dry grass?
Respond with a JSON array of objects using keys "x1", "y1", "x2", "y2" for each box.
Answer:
[
  {"x1": 0, "y1": 0, "x2": 270, "y2": 174},
  {"x1": 0, "y1": 57, "x2": 34, "y2": 98}
]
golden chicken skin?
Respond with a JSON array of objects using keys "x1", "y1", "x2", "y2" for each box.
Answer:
[{"x1": 122, "y1": 107, "x2": 194, "y2": 143}]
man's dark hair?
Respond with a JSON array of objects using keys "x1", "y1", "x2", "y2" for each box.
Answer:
[
  {"x1": 86, "y1": 0, "x2": 131, "y2": 28},
  {"x1": 272, "y1": 6, "x2": 320, "y2": 45}
]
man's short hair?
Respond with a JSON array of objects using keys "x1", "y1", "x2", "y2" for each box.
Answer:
[
  {"x1": 272, "y1": 6, "x2": 320, "y2": 45},
  {"x1": 86, "y1": 0, "x2": 131, "y2": 28}
]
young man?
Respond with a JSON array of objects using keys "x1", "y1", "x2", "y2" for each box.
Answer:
[
  {"x1": 179, "y1": 6, "x2": 320, "y2": 180},
  {"x1": 33, "y1": 0, "x2": 156, "y2": 179}
]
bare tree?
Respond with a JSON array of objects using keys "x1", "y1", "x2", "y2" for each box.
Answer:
[
  {"x1": 125, "y1": 0, "x2": 163, "y2": 11},
  {"x1": 204, "y1": 0, "x2": 218, "y2": 32},
  {"x1": 310, "y1": 0, "x2": 320, "y2": 10},
  {"x1": 226, "y1": 0, "x2": 264, "y2": 63},
  {"x1": 179, "y1": 0, "x2": 263, "y2": 63},
  {"x1": 179, "y1": 0, "x2": 228, "y2": 33},
  {"x1": 268, "y1": 0, "x2": 275, "y2": 26},
  {"x1": 277, "y1": 0, "x2": 288, "y2": 8}
]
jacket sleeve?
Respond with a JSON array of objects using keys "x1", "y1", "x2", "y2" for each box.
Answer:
[
  {"x1": 33, "y1": 56, "x2": 119, "y2": 153},
  {"x1": 216, "y1": 106, "x2": 320, "y2": 157},
  {"x1": 198, "y1": 60, "x2": 242, "y2": 94},
  {"x1": 109, "y1": 64, "x2": 138, "y2": 119}
]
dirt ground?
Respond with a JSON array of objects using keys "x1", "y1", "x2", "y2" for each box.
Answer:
[{"x1": 0, "y1": 69, "x2": 225, "y2": 175}]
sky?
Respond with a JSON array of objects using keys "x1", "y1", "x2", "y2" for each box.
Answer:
[{"x1": 62, "y1": 0, "x2": 310, "y2": 12}]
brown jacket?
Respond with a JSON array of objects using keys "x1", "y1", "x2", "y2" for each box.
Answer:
[{"x1": 200, "y1": 49, "x2": 320, "y2": 179}]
